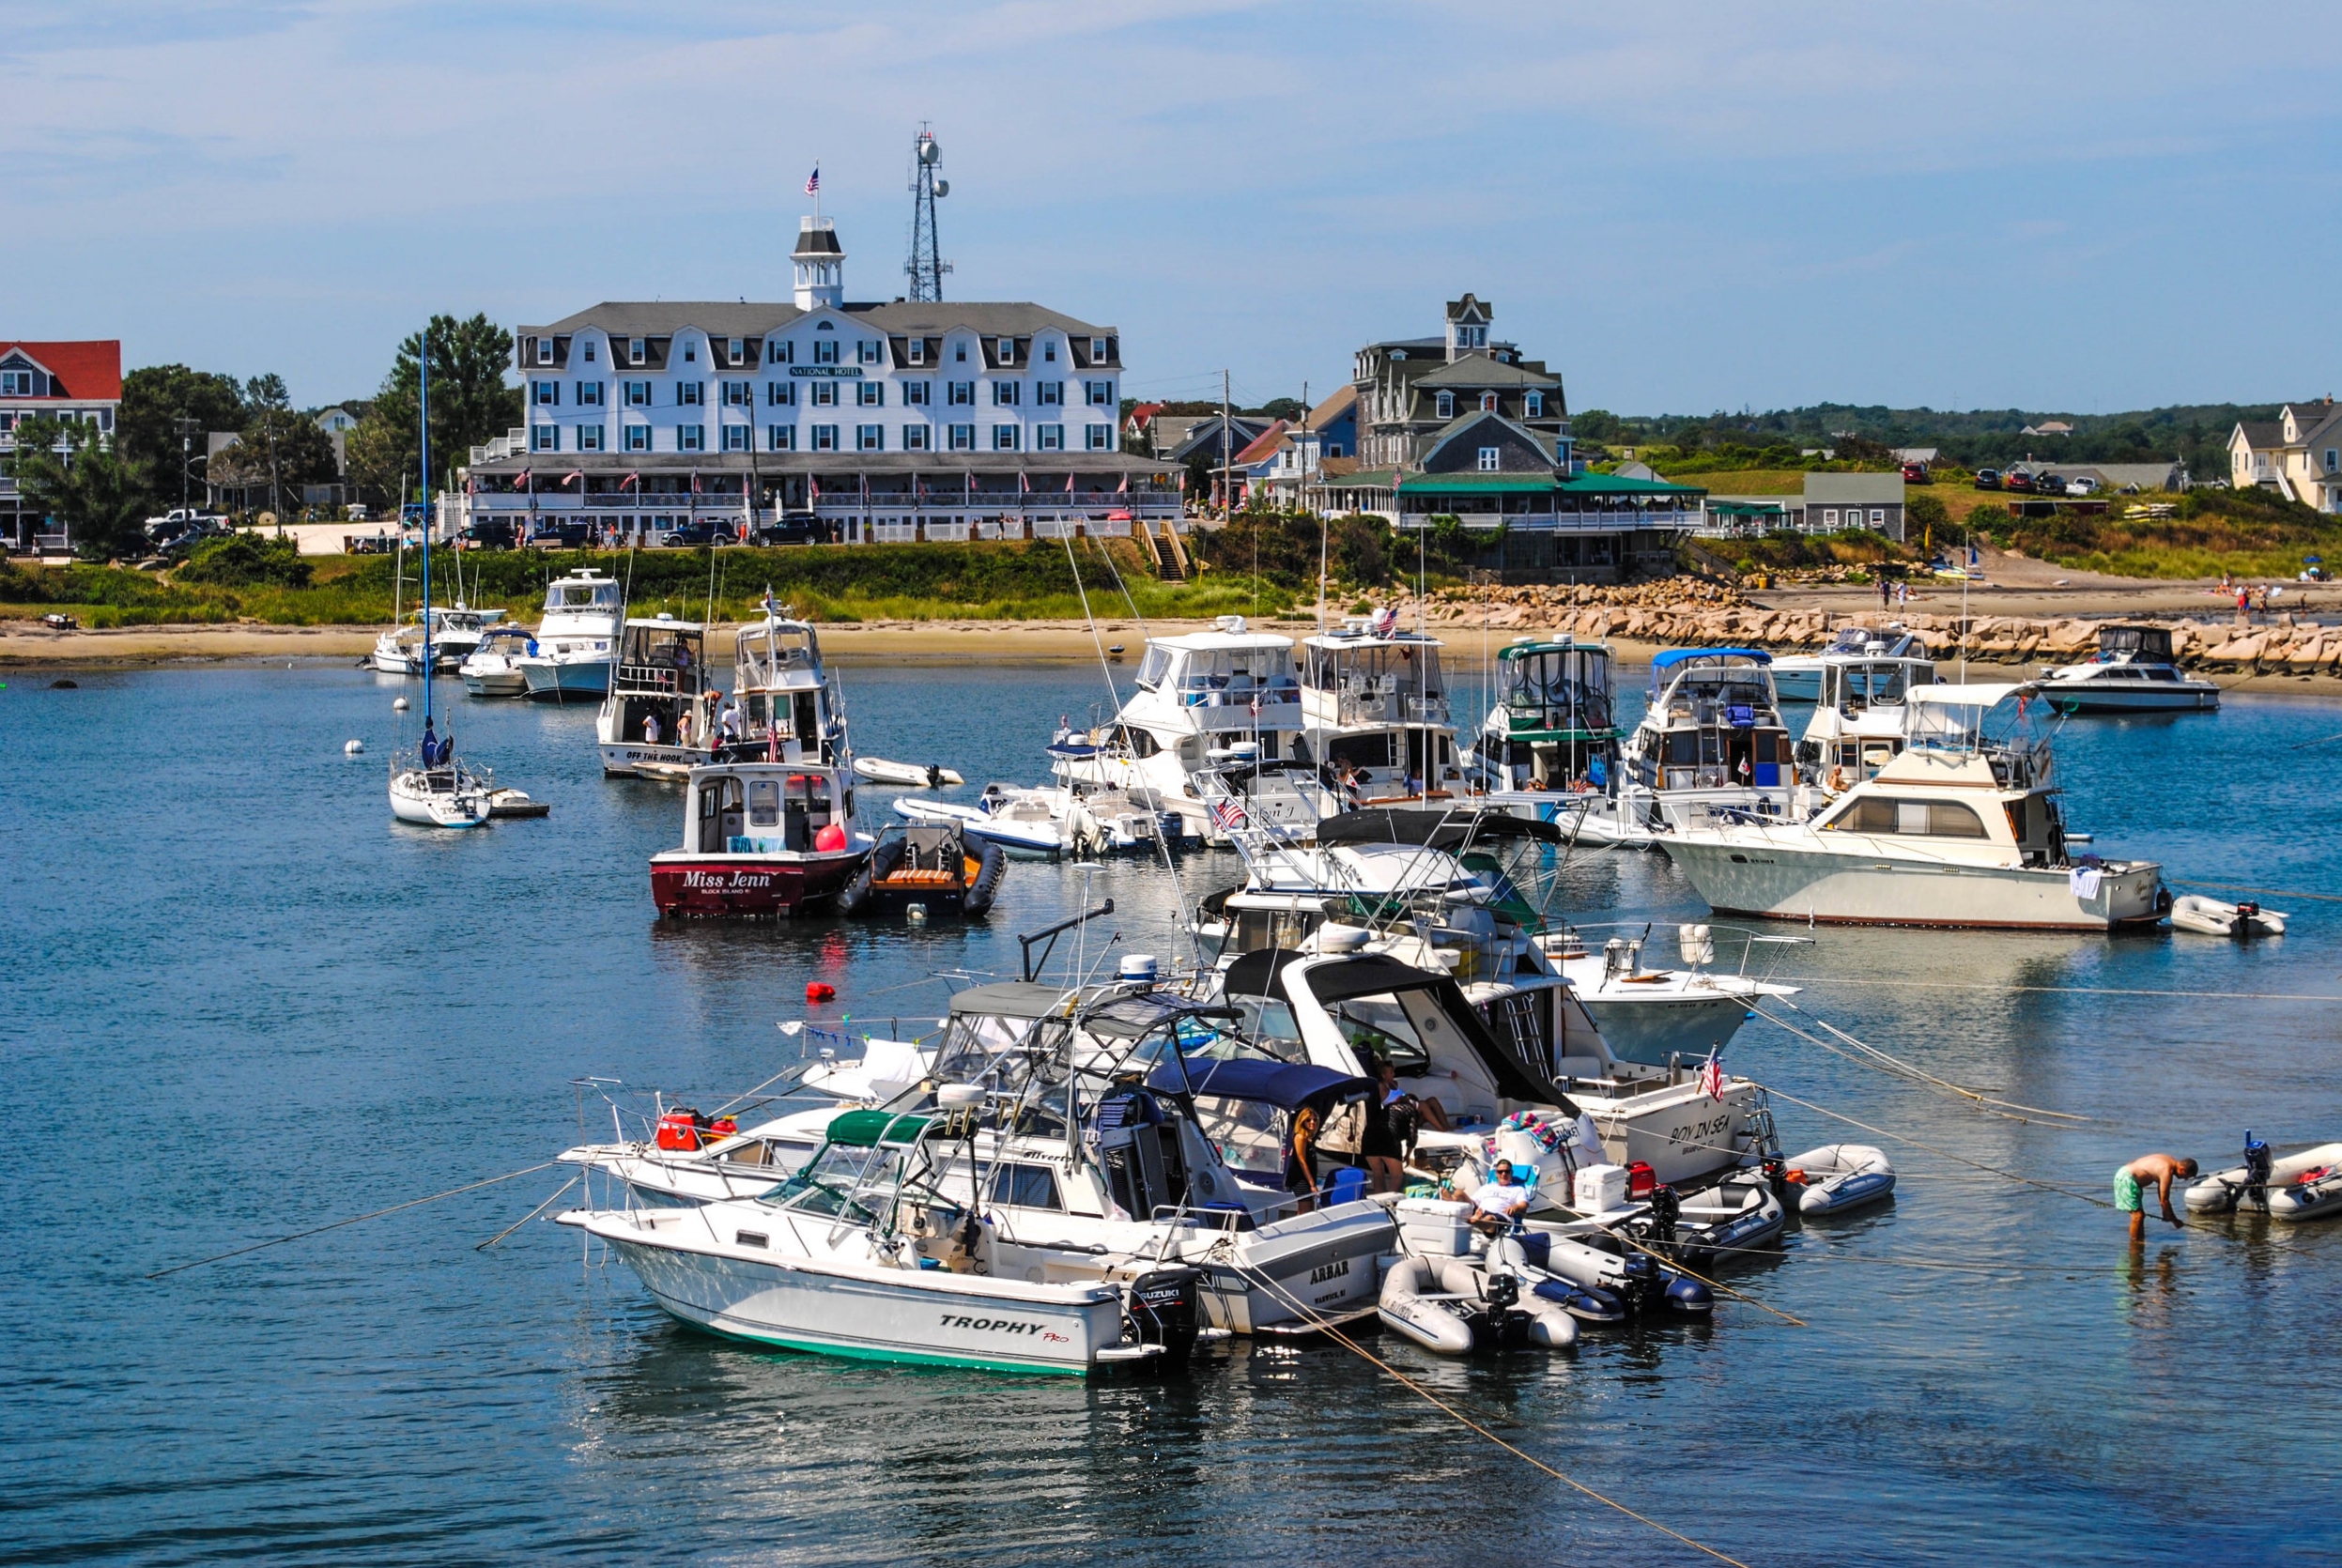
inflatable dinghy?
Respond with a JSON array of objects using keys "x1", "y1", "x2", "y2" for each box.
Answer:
[
  {"x1": 2168, "y1": 895, "x2": 2287, "y2": 938},
  {"x1": 2187, "y1": 1138, "x2": 2342, "y2": 1222},
  {"x1": 854, "y1": 756, "x2": 964, "y2": 789},
  {"x1": 1378, "y1": 1241, "x2": 1579, "y2": 1357},
  {"x1": 1785, "y1": 1145, "x2": 1896, "y2": 1217}
]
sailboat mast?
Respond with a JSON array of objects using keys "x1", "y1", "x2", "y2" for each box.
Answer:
[{"x1": 419, "y1": 330, "x2": 434, "y2": 726}]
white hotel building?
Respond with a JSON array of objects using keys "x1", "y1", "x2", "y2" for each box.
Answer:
[{"x1": 454, "y1": 215, "x2": 1181, "y2": 542}]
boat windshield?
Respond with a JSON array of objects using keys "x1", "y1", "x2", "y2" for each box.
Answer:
[
  {"x1": 1502, "y1": 646, "x2": 1611, "y2": 718},
  {"x1": 1827, "y1": 660, "x2": 1929, "y2": 708},
  {"x1": 764, "y1": 1143, "x2": 906, "y2": 1223},
  {"x1": 549, "y1": 579, "x2": 621, "y2": 610}
]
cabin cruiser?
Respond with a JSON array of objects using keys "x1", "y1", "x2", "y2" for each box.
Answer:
[
  {"x1": 1796, "y1": 653, "x2": 1937, "y2": 795},
  {"x1": 649, "y1": 759, "x2": 872, "y2": 916},
  {"x1": 730, "y1": 606, "x2": 853, "y2": 769},
  {"x1": 2039, "y1": 623, "x2": 2220, "y2": 713},
  {"x1": 595, "y1": 614, "x2": 718, "y2": 776},
  {"x1": 1665, "y1": 683, "x2": 2167, "y2": 930},
  {"x1": 459, "y1": 624, "x2": 534, "y2": 697},
  {"x1": 560, "y1": 1105, "x2": 1207, "y2": 1376},
  {"x1": 1049, "y1": 617, "x2": 1308, "y2": 840},
  {"x1": 1463, "y1": 637, "x2": 1624, "y2": 794},
  {"x1": 562, "y1": 973, "x2": 1402, "y2": 1335},
  {"x1": 515, "y1": 568, "x2": 624, "y2": 701},
  {"x1": 1294, "y1": 620, "x2": 1464, "y2": 802},
  {"x1": 1533, "y1": 648, "x2": 1797, "y2": 847},
  {"x1": 370, "y1": 605, "x2": 507, "y2": 676},
  {"x1": 1771, "y1": 623, "x2": 1928, "y2": 704}
]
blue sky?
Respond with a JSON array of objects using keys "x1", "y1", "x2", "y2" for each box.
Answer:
[{"x1": 5, "y1": 1, "x2": 2337, "y2": 417}]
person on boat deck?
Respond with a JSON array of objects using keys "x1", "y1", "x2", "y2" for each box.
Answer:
[
  {"x1": 642, "y1": 712, "x2": 661, "y2": 747},
  {"x1": 677, "y1": 709, "x2": 695, "y2": 749},
  {"x1": 1357, "y1": 1055, "x2": 1407, "y2": 1194},
  {"x1": 1372, "y1": 1057, "x2": 1451, "y2": 1136},
  {"x1": 2117, "y1": 1153, "x2": 2196, "y2": 1241},
  {"x1": 1285, "y1": 1100, "x2": 1323, "y2": 1214},
  {"x1": 1468, "y1": 1161, "x2": 1533, "y2": 1233}
]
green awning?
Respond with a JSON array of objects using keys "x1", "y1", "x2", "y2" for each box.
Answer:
[
  {"x1": 1558, "y1": 472, "x2": 1707, "y2": 498},
  {"x1": 1705, "y1": 500, "x2": 1789, "y2": 516},
  {"x1": 823, "y1": 1109, "x2": 933, "y2": 1147},
  {"x1": 1394, "y1": 473, "x2": 1560, "y2": 495}
]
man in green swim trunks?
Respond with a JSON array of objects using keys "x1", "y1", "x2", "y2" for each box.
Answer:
[{"x1": 2117, "y1": 1153, "x2": 2196, "y2": 1241}]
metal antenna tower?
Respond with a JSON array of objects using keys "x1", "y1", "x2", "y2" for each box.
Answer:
[{"x1": 904, "y1": 125, "x2": 952, "y2": 301}]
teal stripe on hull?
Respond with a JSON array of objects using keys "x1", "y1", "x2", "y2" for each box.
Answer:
[{"x1": 686, "y1": 1315, "x2": 1094, "y2": 1376}]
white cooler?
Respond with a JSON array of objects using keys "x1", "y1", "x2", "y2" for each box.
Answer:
[
  {"x1": 1394, "y1": 1197, "x2": 1474, "y2": 1257},
  {"x1": 1573, "y1": 1162, "x2": 1628, "y2": 1214}
]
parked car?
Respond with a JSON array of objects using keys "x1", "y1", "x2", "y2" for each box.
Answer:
[
  {"x1": 2063, "y1": 475, "x2": 2099, "y2": 497},
  {"x1": 1973, "y1": 468, "x2": 2001, "y2": 490},
  {"x1": 2002, "y1": 470, "x2": 2035, "y2": 494},
  {"x1": 457, "y1": 518, "x2": 518, "y2": 549},
  {"x1": 345, "y1": 533, "x2": 397, "y2": 555},
  {"x1": 156, "y1": 519, "x2": 230, "y2": 559},
  {"x1": 528, "y1": 520, "x2": 594, "y2": 549},
  {"x1": 752, "y1": 512, "x2": 832, "y2": 546},
  {"x1": 661, "y1": 519, "x2": 732, "y2": 547},
  {"x1": 1901, "y1": 462, "x2": 1932, "y2": 484}
]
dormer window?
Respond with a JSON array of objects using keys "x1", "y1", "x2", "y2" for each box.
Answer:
[
  {"x1": 1091, "y1": 337, "x2": 1107, "y2": 362},
  {"x1": 535, "y1": 338, "x2": 552, "y2": 366},
  {"x1": 1481, "y1": 392, "x2": 1499, "y2": 413},
  {"x1": 1043, "y1": 340, "x2": 1057, "y2": 362},
  {"x1": 684, "y1": 343, "x2": 697, "y2": 362},
  {"x1": 583, "y1": 341, "x2": 596, "y2": 363},
  {"x1": 628, "y1": 338, "x2": 644, "y2": 365},
  {"x1": 728, "y1": 337, "x2": 743, "y2": 363},
  {"x1": 1477, "y1": 446, "x2": 1501, "y2": 471},
  {"x1": 907, "y1": 338, "x2": 926, "y2": 366},
  {"x1": 1436, "y1": 392, "x2": 1455, "y2": 420},
  {"x1": 1525, "y1": 392, "x2": 1542, "y2": 418},
  {"x1": 956, "y1": 341, "x2": 967, "y2": 362},
  {"x1": 997, "y1": 337, "x2": 1014, "y2": 362}
]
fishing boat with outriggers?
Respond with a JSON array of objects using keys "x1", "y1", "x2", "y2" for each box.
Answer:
[{"x1": 1664, "y1": 682, "x2": 2168, "y2": 930}]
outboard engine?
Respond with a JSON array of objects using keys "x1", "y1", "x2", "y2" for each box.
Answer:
[
  {"x1": 2244, "y1": 1130, "x2": 2273, "y2": 1211},
  {"x1": 1122, "y1": 1266, "x2": 1204, "y2": 1366}
]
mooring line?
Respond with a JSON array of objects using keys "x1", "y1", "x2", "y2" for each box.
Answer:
[
  {"x1": 146, "y1": 1161, "x2": 562, "y2": 1280},
  {"x1": 1749, "y1": 999, "x2": 2087, "y2": 1125},
  {"x1": 1225, "y1": 1257, "x2": 1756, "y2": 1568},
  {"x1": 476, "y1": 1176, "x2": 579, "y2": 1251},
  {"x1": 2164, "y1": 878, "x2": 2342, "y2": 904},
  {"x1": 1768, "y1": 976, "x2": 2342, "y2": 1003},
  {"x1": 1758, "y1": 1086, "x2": 2116, "y2": 1209}
]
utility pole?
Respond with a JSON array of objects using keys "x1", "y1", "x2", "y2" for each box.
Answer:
[
  {"x1": 173, "y1": 415, "x2": 200, "y2": 513},
  {"x1": 1219, "y1": 369, "x2": 1231, "y2": 519}
]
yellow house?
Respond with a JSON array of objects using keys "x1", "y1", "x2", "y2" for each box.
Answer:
[{"x1": 2228, "y1": 399, "x2": 2342, "y2": 512}]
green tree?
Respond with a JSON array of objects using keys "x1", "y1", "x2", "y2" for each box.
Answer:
[
  {"x1": 5, "y1": 414, "x2": 151, "y2": 560},
  {"x1": 1905, "y1": 490, "x2": 1950, "y2": 546},
  {"x1": 343, "y1": 411, "x2": 414, "y2": 512},
  {"x1": 372, "y1": 313, "x2": 523, "y2": 496},
  {"x1": 117, "y1": 364, "x2": 247, "y2": 501},
  {"x1": 174, "y1": 531, "x2": 314, "y2": 588},
  {"x1": 207, "y1": 407, "x2": 339, "y2": 511}
]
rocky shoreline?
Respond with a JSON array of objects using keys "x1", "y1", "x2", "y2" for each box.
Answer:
[{"x1": 1383, "y1": 582, "x2": 2335, "y2": 674}]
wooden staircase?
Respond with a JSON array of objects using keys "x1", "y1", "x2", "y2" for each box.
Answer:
[{"x1": 1154, "y1": 520, "x2": 1191, "y2": 582}]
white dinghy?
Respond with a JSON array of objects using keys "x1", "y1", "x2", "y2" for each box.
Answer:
[
  {"x1": 855, "y1": 756, "x2": 965, "y2": 788},
  {"x1": 1784, "y1": 1144, "x2": 1896, "y2": 1216},
  {"x1": 2186, "y1": 1138, "x2": 2342, "y2": 1222},
  {"x1": 1378, "y1": 1239, "x2": 1580, "y2": 1357},
  {"x1": 2168, "y1": 895, "x2": 2287, "y2": 939}
]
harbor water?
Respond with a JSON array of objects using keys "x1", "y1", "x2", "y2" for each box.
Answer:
[{"x1": 6, "y1": 657, "x2": 2341, "y2": 1565}]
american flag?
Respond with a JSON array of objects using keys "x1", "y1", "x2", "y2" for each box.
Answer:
[
  {"x1": 620, "y1": 470, "x2": 639, "y2": 490},
  {"x1": 561, "y1": 469, "x2": 582, "y2": 486},
  {"x1": 690, "y1": 471, "x2": 701, "y2": 493},
  {"x1": 1117, "y1": 473, "x2": 1128, "y2": 495},
  {"x1": 1065, "y1": 471, "x2": 1075, "y2": 494},
  {"x1": 1696, "y1": 1046, "x2": 1725, "y2": 1102},
  {"x1": 1372, "y1": 605, "x2": 1398, "y2": 638},
  {"x1": 1210, "y1": 797, "x2": 1247, "y2": 831},
  {"x1": 512, "y1": 470, "x2": 531, "y2": 491},
  {"x1": 805, "y1": 167, "x2": 819, "y2": 196}
]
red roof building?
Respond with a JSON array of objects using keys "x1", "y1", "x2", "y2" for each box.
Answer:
[{"x1": 3, "y1": 340, "x2": 125, "y2": 549}]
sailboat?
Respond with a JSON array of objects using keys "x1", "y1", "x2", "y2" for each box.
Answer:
[{"x1": 389, "y1": 333, "x2": 492, "y2": 830}]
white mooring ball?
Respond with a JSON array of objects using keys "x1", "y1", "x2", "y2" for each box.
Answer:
[
  {"x1": 345, "y1": 739, "x2": 365, "y2": 756},
  {"x1": 393, "y1": 696, "x2": 410, "y2": 712}
]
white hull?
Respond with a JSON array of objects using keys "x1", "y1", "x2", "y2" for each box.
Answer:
[
  {"x1": 389, "y1": 768, "x2": 490, "y2": 828},
  {"x1": 521, "y1": 657, "x2": 611, "y2": 700},
  {"x1": 1578, "y1": 990, "x2": 1764, "y2": 1068},
  {"x1": 585, "y1": 1213, "x2": 1127, "y2": 1375},
  {"x1": 2040, "y1": 682, "x2": 2219, "y2": 713},
  {"x1": 1666, "y1": 838, "x2": 2163, "y2": 930},
  {"x1": 895, "y1": 796, "x2": 1066, "y2": 855},
  {"x1": 598, "y1": 739, "x2": 717, "y2": 778},
  {"x1": 462, "y1": 668, "x2": 529, "y2": 697},
  {"x1": 855, "y1": 757, "x2": 963, "y2": 788}
]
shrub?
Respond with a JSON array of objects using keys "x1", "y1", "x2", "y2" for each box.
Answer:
[{"x1": 177, "y1": 532, "x2": 315, "y2": 588}]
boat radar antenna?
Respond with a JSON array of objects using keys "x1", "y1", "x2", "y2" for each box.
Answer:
[{"x1": 905, "y1": 125, "x2": 952, "y2": 302}]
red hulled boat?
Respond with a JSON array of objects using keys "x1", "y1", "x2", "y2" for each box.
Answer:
[{"x1": 651, "y1": 760, "x2": 872, "y2": 917}]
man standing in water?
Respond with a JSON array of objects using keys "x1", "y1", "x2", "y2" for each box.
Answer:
[{"x1": 2117, "y1": 1153, "x2": 2196, "y2": 1241}]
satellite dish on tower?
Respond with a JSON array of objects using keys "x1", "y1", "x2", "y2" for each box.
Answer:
[
  {"x1": 933, "y1": 179, "x2": 948, "y2": 197},
  {"x1": 918, "y1": 136, "x2": 942, "y2": 166}
]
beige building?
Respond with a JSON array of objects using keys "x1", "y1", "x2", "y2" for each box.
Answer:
[{"x1": 2228, "y1": 399, "x2": 2342, "y2": 512}]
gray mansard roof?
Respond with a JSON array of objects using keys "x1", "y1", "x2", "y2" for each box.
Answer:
[{"x1": 526, "y1": 300, "x2": 1117, "y2": 342}]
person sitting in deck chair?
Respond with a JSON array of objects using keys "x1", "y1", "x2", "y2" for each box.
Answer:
[{"x1": 1468, "y1": 1161, "x2": 1534, "y2": 1234}]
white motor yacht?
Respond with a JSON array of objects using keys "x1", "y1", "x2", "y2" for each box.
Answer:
[
  {"x1": 1049, "y1": 616, "x2": 1308, "y2": 840},
  {"x1": 561, "y1": 1106, "x2": 1206, "y2": 1376},
  {"x1": 1463, "y1": 636, "x2": 1624, "y2": 794},
  {"x1": 2039, "y1": 623, "x2": 2220, "y2": 713},
  {"x1": 370, "y1": 605, "x2": 507, "y2": 676},
  {"x1": 516, "y1": 568, "x2": 624, "y2": 702},
  {"x1": 1771, "y1": 623, "x2": 1928, "y2": 704},
  {"x1": 595, "y1": 614, "x2": 718, "y2": 776},
  {"x1": 731, "y1": 605, "x2": 852, "y2": 769},
  {"x1": 1796, "y1": 653, "x2": 1937, "y2": 795},
  {"x1": 459, "y1": 624, "x2": 533, "y2": 697},
  {"x1": 1665, "y1": 683, "x2": 2167, "y2": 930},
  {"x1": 896, "y1": 780, "x2": 1178, "y2": 857},
  {"x1": 1294, "y1": 619, "x2": 1465, "y2": 803}
]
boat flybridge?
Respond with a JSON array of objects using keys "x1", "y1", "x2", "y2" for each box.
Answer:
[
  {"x1": 1558, "y1": 648, "x2": 1799, "y2": 847},
  {"x1": 1797, "y1": 653, "x2": 1937, "y2": 795},
  {"x1": 1464, "y1": 637, "x2": 1623, "y2": 794},
  {"x1": 1771, "y1": 623, "x2": 1929, "y2": 704},
  {"x1": 1051, "y1": 616, "x2": 1317, "y2": 842},
  {"x1": 516, "y1": 568, "x2": 624, "y2": 701},
  {"x1": 1666, "y1": 682, "x2": 2168, "y2": 930},
  {"x1": 2039, "y1": 623, "x2": 2220, "y2": 714},
  {"x1": 595, "y1": 614, "x2": 717, "y2": 776},
  {"x1": 731, "y1": 604, "x2": 852, "y2": 770},
  {"x1": 1295, "y1": 619, "x2": 1463, "y2": 802},
  {"x1": 561, "y1": 968, "x2": 1402, "y2": 1337}
]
